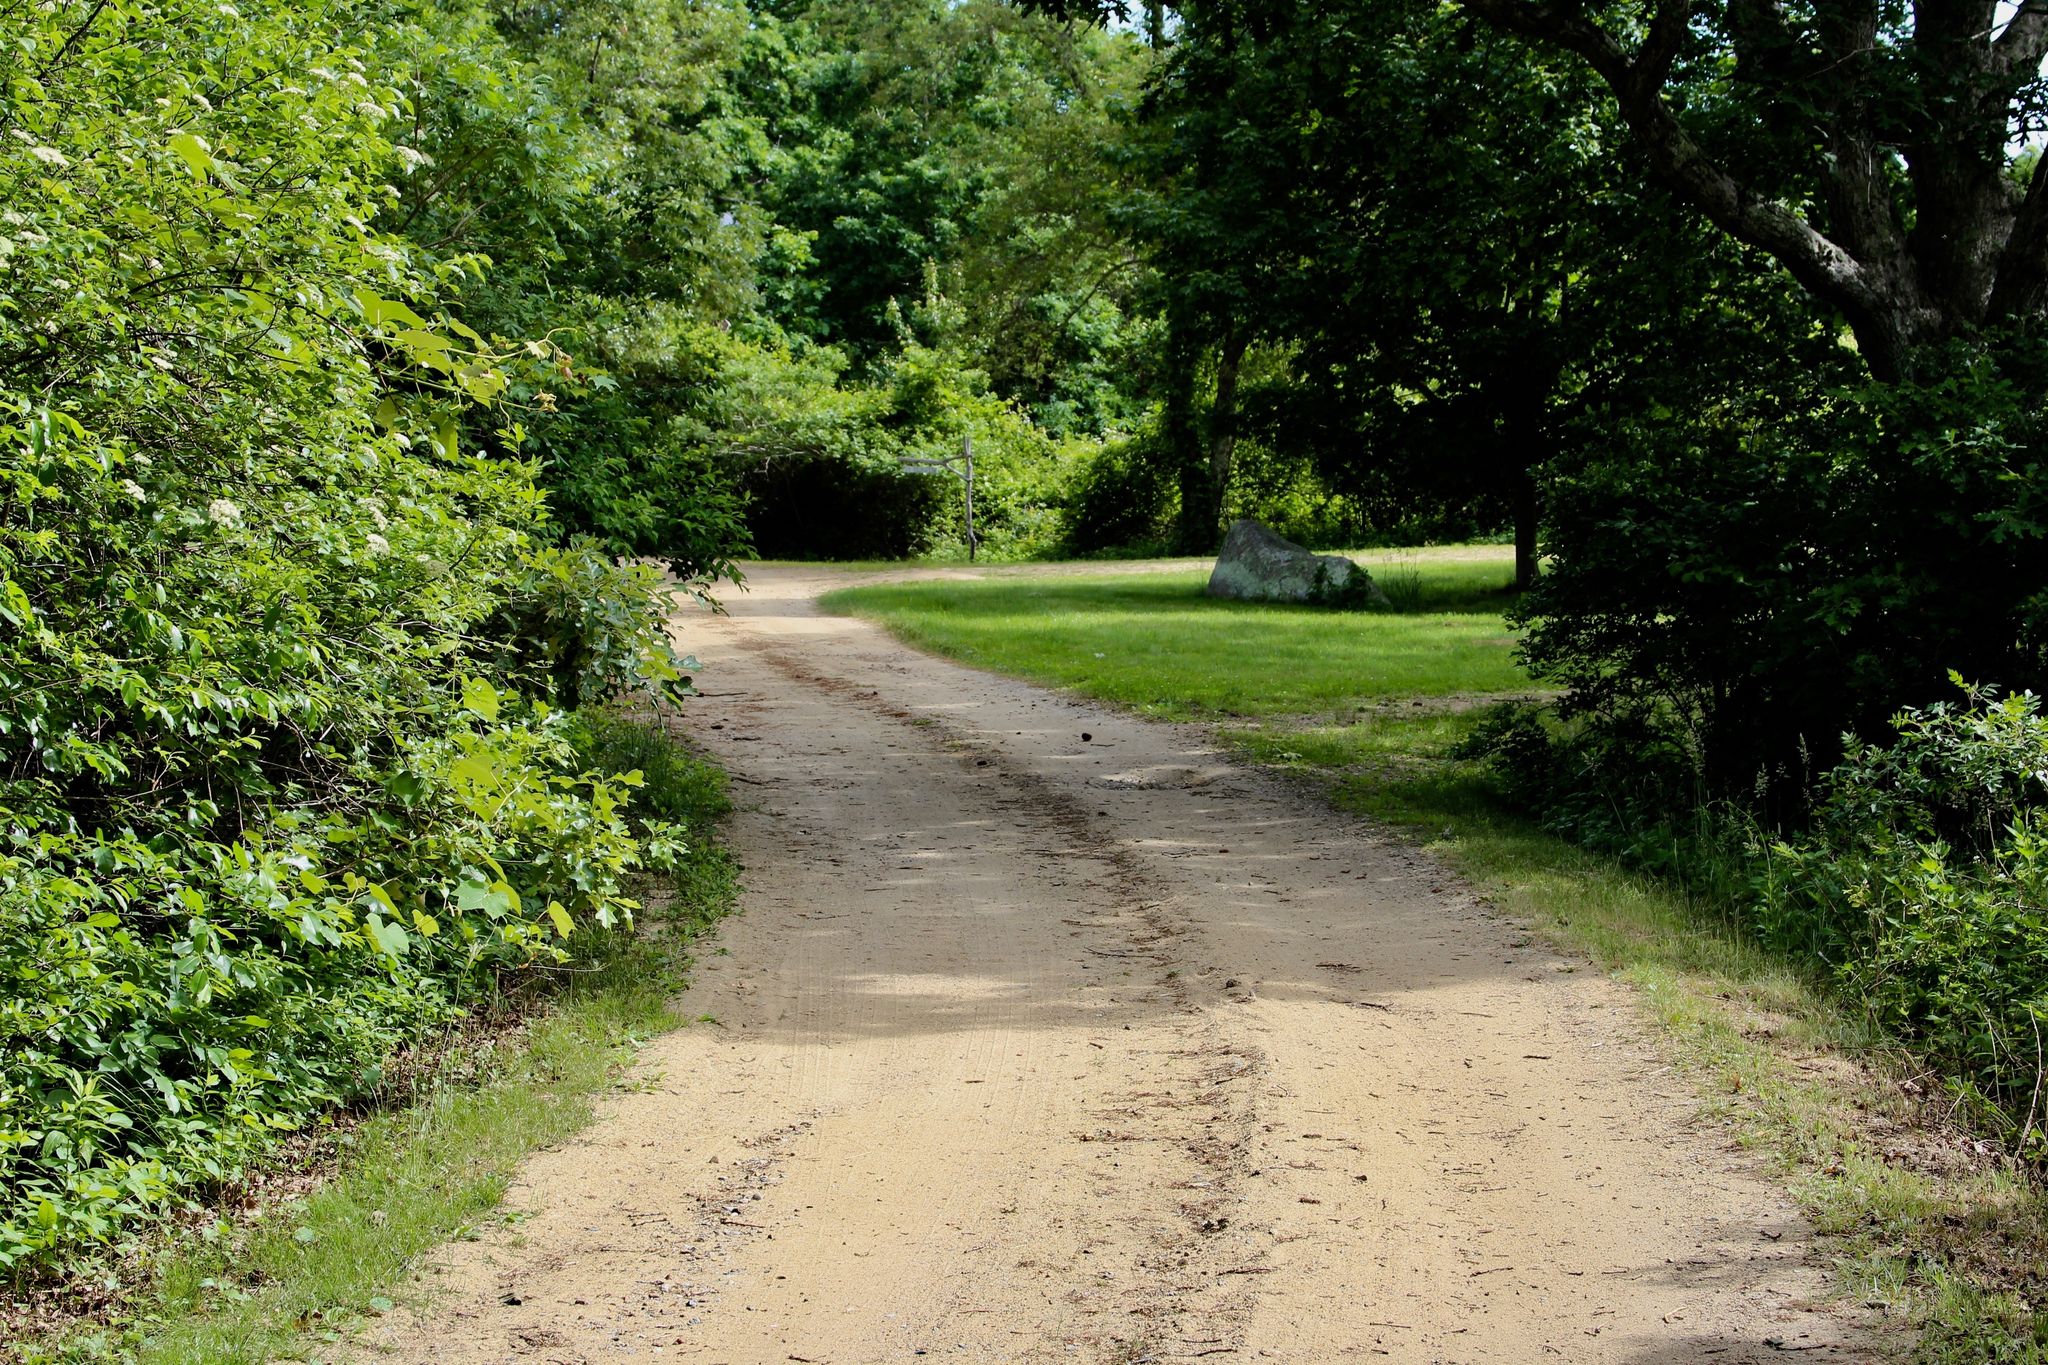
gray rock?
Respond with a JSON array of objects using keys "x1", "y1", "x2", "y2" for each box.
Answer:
[{"x1": 1205, "y1": 519, "x2": 1386, "y2": 607}]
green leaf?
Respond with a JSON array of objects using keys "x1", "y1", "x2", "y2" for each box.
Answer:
[
  {"x1": 0, "y1": 578, "x2": 36, "y2": 628},
  {"x1": 364, "y1": 914, "x2": 410, "y2": 959},
  {"x1": 167, "y1": 131, "x2": 213, "y2": 181},
  {"x1": 460, "y1": 677, "x2": 500, "y2": 722},
  {"x1": 545, "y1": 902, "x2": 574, "y2": 939},
  {"x1": 353, "y1": 290, "x2": 427, "y2": 331}
]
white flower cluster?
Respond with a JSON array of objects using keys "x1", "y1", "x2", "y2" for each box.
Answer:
[{"x1": 206, "y1": 498, "x2": 240, "y2": 527}]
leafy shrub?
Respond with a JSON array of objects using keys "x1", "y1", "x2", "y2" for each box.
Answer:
[
  {"x1": 1454, "y1": 700, "x2": 1761, "y2": 905},
  {"x1": 567, "y1": 710, "x2": 731, "y2": 833},
  {"x1": 1756, "y1": 684, "x2": 2048, "y2": 1147},
  {"x1": 1467, "y1": 684, "x2": 2048, "y2": 1151},
  {"x1": 878, "y1": 338, "x2": 1079, "y2": 560},
  {"x1": 1519, "y1": 338, "x2": 2048, "y2": 810},
  {"x1": 0, "y1": 705, "x2": 676, "y2": 1268},
  {"x1": 490, "y1": 540, "x2": 700, "y2": 709},
  {"x1": 0, "y1": 0, "x2": 713, "y2": 1271},
  {"x1": 1060, "y1": 435, "x2": 1175, "y2": 555}
]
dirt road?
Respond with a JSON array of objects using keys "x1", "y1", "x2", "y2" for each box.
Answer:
[{"x1": 363, "y1": 566, "x2": 1864, "y2": 1364}]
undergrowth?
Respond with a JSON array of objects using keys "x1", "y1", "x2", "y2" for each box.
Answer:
[{"x1": 5, "y1": 713, "x2": 735, "y2": 1365}]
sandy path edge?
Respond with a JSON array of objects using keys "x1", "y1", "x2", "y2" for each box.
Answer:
[{"x1": 355, "y1": 565, "x2": 1873, "y2": 1365}]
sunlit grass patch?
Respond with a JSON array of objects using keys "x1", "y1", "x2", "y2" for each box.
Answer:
[{"x1": 821, "y1": 556, "x2": 1526, "y2": 720}]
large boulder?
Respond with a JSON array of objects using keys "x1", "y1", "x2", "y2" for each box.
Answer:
[{"x1": 1205, "y1": 519, "x2": 1387, "y2": 607}]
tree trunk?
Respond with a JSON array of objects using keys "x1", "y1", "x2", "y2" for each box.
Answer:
[
  {"x1": 1491, "y1": 338, "x2": 1557, "y2": 592},
  {"x1": 1512, "y1": 463, "x2": 1538, "y2": 593},
  {"x1": 1161, "y1": 313, "x2": 1209, "y2": 554},
  {"x1": 1201, "y1": 331, "x2": 1247, "y2": 549},
  {"x1": 1146, "y1": 0, "x2": 1165, "y2": 48}
]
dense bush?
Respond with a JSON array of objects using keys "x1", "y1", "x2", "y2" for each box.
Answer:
[
  {"x1": 1462, "y1": 683, "x2": 2048, "y2": 1151},
  {"x1": 1519, "y1": 339, "x2": 2048, "y2": 809},
  {"x1": 741, "y1": 452, "x2": 948, "y2": 559},
  {"x1": 1451, "y1": 701, "x2": 1739, "y2": 886},
  {"x1": 1756, "y1": 685, "x2": 2048, "y2": 1147},
  {"x1": 879, "y1": 335, "x2": 1078, "y2": 559},
  {"x1": 1059, "y1": 436, "x2": 1175, "y2": 555},
  {"x1": 0, "y1": 0, "x2": 712, "y2": 1269},
  {"x1": 712, "y1": 315, "x2": 1083, "y2": 560}
]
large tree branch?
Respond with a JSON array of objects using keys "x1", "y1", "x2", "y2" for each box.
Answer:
[
  {"x1": 1989, "y1": 150, "x2": 2048, "y2": 320},
  {"x1": 1995, "y1": 0, "x2": 2048, "y2": 77},
  {"x1": 1464, "y1": 1, "x2": 1886, "y2": 326},
  {"x1": 1632, "y1": 0, "x2": 1692, "y2": 97},
  {"x1": 1811, "y1": 4, "x2": 1904, "y2": 274}
]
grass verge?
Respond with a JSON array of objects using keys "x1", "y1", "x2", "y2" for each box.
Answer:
[
  {"x1": 16, "y1": 714, "x2": 737, "y2": 1365},
  {"x1": 825, "y1": 550, "x2": 2048, "y2": 1364}
]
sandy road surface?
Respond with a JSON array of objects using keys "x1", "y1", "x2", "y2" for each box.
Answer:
[{"x1": 362, "y1": 566, "x2": 1865, "y2": 1364}]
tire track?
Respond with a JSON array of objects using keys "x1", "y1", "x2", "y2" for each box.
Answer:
[{"x1": 357, "y1": 565, "x2": 1872, "y2": 1365}]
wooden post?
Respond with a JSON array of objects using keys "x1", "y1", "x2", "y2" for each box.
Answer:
[{"x1": 963, "y1": 431, "x2": 976, "y2": 563}]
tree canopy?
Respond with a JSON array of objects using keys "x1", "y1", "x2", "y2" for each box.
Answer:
[{"x1": 12, "y1": 0, "x2": 2048, "y2": 1273}]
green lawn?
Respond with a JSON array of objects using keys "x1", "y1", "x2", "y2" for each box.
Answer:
[
  {"x1": 818, "y1": 553, "x2": 1529, "y2": 720},
  {"x1": 824, "y1": 550, "x2": 2048, "y2": 1363}
]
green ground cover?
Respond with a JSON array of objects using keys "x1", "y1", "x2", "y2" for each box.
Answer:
[
  {"x1": 824, "y1": 552, "x2": 2048, "y2": 1363},
  {"x1": 817, "y1": 551, "x2": 1527, "y2": 719},
  {"x1": 17, "y1": 718, "x2": 736, "y2": 1365}
]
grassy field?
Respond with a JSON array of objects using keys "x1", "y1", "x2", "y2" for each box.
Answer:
[
  {"x1": 817, "y1": 551, "x2": 1529, "y2": 720},
  {"x1": 823, "y1": 548, "x2": 2048, "y2": 1364}
]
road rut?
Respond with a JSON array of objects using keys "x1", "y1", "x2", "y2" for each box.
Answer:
[{"x1": 361, "y1": 565, "x2": 1864, "y2": 1364}]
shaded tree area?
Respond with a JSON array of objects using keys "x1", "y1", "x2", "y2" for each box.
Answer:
[
  {"x1": 1119, "y1": 1, "x2": 1818, "y2": 581},
  {"x1": 1026, "y1": 0, "x2": 2048, "y2": 811},
  {"x1": 1026, "y1": 0, "x2": 2048, "y2": 1189},
  {"x1": 372, "y1": 0, "x2": 1158, "y2": 565}
]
